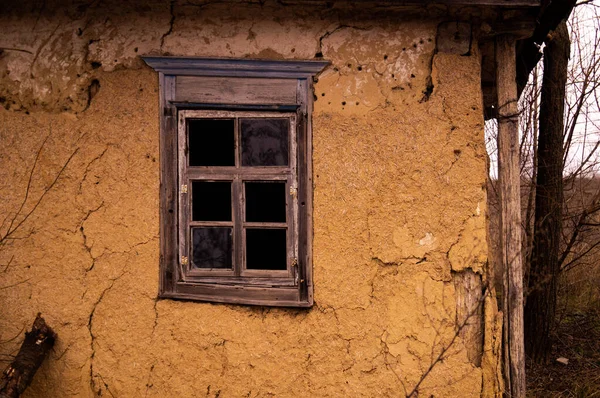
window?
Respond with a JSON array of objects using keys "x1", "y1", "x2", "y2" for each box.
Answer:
[{"x1": 143, "y1": 57, "x2": 328, "y2": 307}]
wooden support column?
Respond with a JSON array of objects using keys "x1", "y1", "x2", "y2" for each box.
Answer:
[{"x1": 496, "y1": 35, "x2": 526, "y2": 398}]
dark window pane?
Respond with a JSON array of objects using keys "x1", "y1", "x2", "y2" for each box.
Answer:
[
  {"x1": 188, "y1": 119, "x2": 235, "y2": 166},
  {"x1": 241, "y1": 118, "x2": 289, "y2": 166},
  {"x1": 191, "y1": 227, "x2": 233, "y2": 269},
  {"x1": 192, "y1": 181, "x2": 231, "y2": 221},
  {"x1": 245, "y1": 182, "x2": 286, "y2": 222},
  {"x1": 246, "y1": 229, "x2": 287, "y2": 270}
]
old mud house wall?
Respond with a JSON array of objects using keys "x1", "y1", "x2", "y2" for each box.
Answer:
[{"x1": 0, "y1": 1, "x2": 499, "y2": 396}]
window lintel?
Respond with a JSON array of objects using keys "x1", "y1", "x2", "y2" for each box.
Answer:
[{"x1": 142, "y1": 56, "x2": 330, "y2": 79}]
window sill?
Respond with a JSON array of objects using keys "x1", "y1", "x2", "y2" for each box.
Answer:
[{"x1": 160, "y1": 282, "x2": 313, "y2": 308}]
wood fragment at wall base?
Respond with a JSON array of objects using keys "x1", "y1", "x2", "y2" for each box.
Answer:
[
  {"x1": 452, "y1": 269, "x2": 483, "y2": 366},
  {"x1": 0, "y1": 314, "x2": 57, "y2": 398}
]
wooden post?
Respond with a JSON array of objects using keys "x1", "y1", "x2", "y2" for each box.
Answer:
[{"x1": 496, "y1": 35, "x2": 526, "y2": 398}]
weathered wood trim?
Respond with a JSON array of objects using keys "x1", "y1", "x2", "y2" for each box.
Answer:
[
  {"x1": 165, "y1": 283, "x2": 309, "y2": 307},
  {"x1": 142, "y1": 57, "x2": 330, "y2": 79},
  {"x1": 169, "y1": 102, "x2": 299, "y2": 112},
  {"x1": 176, "y1": 76, "x2": 297, "y2": 104},
  {"x1": 297, "y1": 78, "x2": 313, "y2": 305},
  {"x1": 452, "y1": 269, "x2": 484, "y2": 367},
  {"x1": 181, "y1": 275, "x2": 298, "y2": 286},
  {"x1": 357, "y1": 0, "x2": 539, "y2": 5},
  {"x1": 186, "y1": 170, "x2": 291, "y2": 179},
  {"x1": 496, "y1": 35, "x2": 526, "y2": 398},
  {"x1": 159, "y1": 73, "x2": 178, "y2": 295}
]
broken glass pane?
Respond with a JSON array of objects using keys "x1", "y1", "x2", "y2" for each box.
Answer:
[
  {"x1": 192, "y1": 181, "x2": 231, "y2": 221},
  {"x1": 246, "y1": 228, "x2": 287, "y2": 270},
  {"x1": 191, "y1": 227, "x2": 233, "y2": 269},
  {"x1": 241, "y1": 118, "x2": 289, "y2": 166},
  {"x1": 245, "y1": 181, "x2": 286, "y2": 222},
  {"x1": 188, "y1": 119, "x2": 235, "y2": 166}
]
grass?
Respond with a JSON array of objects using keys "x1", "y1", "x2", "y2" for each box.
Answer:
[{"x1": 527, "y1": 308, "x2": 600, "y2": 397}]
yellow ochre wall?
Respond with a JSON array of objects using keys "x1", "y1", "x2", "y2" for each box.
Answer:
[{"x1": 0, "y1": 1, "x2": 498, "y2": 396}]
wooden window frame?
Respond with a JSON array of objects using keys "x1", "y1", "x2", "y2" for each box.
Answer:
[{"x1": 143, "y1": 57, "x2": 328, "y2": 307}]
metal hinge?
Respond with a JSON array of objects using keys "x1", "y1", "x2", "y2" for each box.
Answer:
[
  {"x1": 181, "y1": 184, "x2": 188, "y2": 194},
  {"x1": 181, "y1": 256, "x2": 188, "y2": 265},
  {"x1": 291, "y1": 257, "x2": 298, "y2": 267},
  {"x1": 289, "y1": 187, "x2": 297, "y2": 198}
]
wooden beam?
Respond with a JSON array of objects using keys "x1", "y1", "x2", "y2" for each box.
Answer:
[
  {"x1": 516, "y1": 0, "x2": 577, "y2": 95},
  {"x1": 496, "y1": 35, "x2": 526, "y2": 398},
  {"x1": 142, "y1": 57, "x2": 330, "y2": 79},
  {"x1": 312, "y1": 0, "x2": 540, "y2": 5}
]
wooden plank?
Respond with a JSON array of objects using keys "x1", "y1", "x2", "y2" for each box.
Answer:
[
  {"x1": 177, "y1": 109, "x2": 189, "y2": 282},
  {"x1": 453, "y1": 269, "x2": 484, "y2": 366},
  {"x1": 186, "y1": 169, "x2": 291, "y2": 179},
  {"x1": 142, "y1": 57, "x2": 330, "y2": 79},
  {"x1": 241, "y1": 269, "x2": 290, "y2": 279},
  {"x1": 349, "y1": 0, "x2": 539, "y2": 5},
  {"x1": 159, "y1": 74, "x2": 178, "y2": 295},
  {"x1": 183, "y1": 276, "x2": 297, "y2": 287},
  {"x1": 189, "y1": 221, "x2": 234, "y2": 227},
  {"x1": 170, "y1": 282, "x2": 307, "y2": 307},
  {"x1": 297, "y1": 78, "x2": 312, "y2": 305},
  {"x1": 242, "y1": 222, "x2": 288, "y2": 228},
  {"x1": 177, "y1": 109, "x2": 296, "y2": 119},
  {"x1": 187, "y1": 268, "x2": 235, "y2": 278},
  {"x1": 176, "y1": 76, "x2": 297, "y2": 105},
  {"x1": 170, "y1": 102, "x2": 299, "y2": 112},
  {"x1": 496, "y1": 35, "x2": 525, "y2": 398},
  {"x1": 233, "y1": 175, "x2": 243, "y2": 278},
  {"x1": 288, "y1": 116, "x2": 298, "y2": 284}
]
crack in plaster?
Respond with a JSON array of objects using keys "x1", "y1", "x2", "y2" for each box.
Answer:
[
  {"x1": 160, "y1": 0, "x2": 176, "y2": 51},
  {"x1": 88, "y1": 271, "x2": 126, "y2": 397},
  {"x1": 78, "y1": 145, "x2": 113, "y2": 194},
  {"x1": 80, "y1": 201, "x2": 104, "y2": 272},
  {"x1": 84, "y1": 236, "x2": 156, "y2": 395}
]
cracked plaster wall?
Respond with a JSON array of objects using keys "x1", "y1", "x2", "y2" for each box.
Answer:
[{"x1": 0, "y1": 1, "x2": 497, "y2": 397}]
